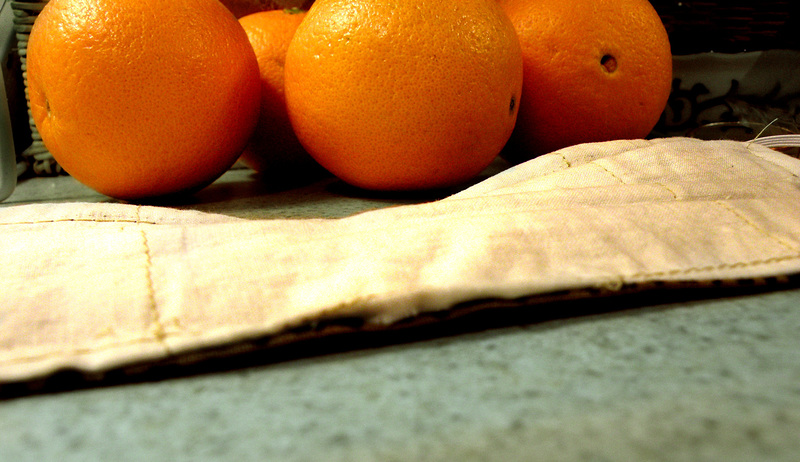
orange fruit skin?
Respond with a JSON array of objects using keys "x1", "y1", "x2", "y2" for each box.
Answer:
[
  {"x1": 284, "y1": 0, "x2": 523, "y2": 191},
  {"x1": 500, "y1": 0, "x2": 673, "y2": 161},
  {"x1": 27, "y1": 0, "x2": 262, "y2": 200},
  {"x1": 239, "y1": 9, "x2": 321, "y2": 178}
]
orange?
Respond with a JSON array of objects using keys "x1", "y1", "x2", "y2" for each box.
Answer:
[
  {"x1": 26, "y1": 0, "x2": 261, "y2": 200},
  {"x1": 500, "y1": 0, "x2": 672, "y2": 161},
  {"x1": 239, "y1": 8, "x2": 322, "y2": 178},
  {"x1": 284, "y1": 0, "x2": 523, "y2": 191}
]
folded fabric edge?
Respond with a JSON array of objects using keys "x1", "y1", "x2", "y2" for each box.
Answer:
[
  {"x1": 448, "y1": 138, "x2": 800, "y2": 200},
  {"x1": 2, "y1": 272, "x2": 798, "y2": 398}
]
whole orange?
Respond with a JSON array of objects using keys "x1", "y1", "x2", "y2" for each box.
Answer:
[
  {"x1": 26, "y1": 0, "x2": 261, "y2": 200},
  {"x1": 239, "y1": 8, "x2": 321, "y2": 178},
  {"x1": 500, "y1": 0, "x2": 672, "y2": 161},
  {"x1": 284, "y1": 0, "x2": 523, "y2": 191}
]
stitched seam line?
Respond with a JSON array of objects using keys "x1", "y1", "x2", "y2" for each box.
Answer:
[
  {"x1": 592, "y1": 161, "x2": 626, "y2": 184},
  {"x1": 654, "y1": 182, "x2": 679, "y2": 200},
  {"x1": 0, "y1": 218, "x2": 159, "y2": 226},
  {"x1": 715, "y1": 200, "x2": 800, "y2": 253},
  {"x1": 136, "y1": 206, "x2": 166, "y2": 344},
  {"x1": 625, "y1": 253, "x2": 800, "y2": 281},
  {"x1": 556, "y1": 152, "x2": 572, "y2": 168},
  {"x1": 744, "y1": 141, "x2": 800, "y2": 179}
]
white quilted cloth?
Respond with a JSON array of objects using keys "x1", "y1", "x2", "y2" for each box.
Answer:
[{"x1": 2, "y1": 137, "x2": 799, "y2": 383}]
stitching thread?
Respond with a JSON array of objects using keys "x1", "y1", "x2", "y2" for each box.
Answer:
[
  {"x1": 626, "y1": 253, "x2": 800, "y2": 281},
  {"x1": 556, "y1": 152, "x2": 572, "y2": 169},
  {"x1": 744, "y1": 141, "x2": 800, "y2": 180},
  {"x1": 654, "y1": 182, "x2": 679, "y2": 200},
  {"x1": 592, "y1": 161, "x2": 626, "y2": 184},
  {"x1": 0, "y1": 218, "x2": 159, "y2": 226},
  {"x1": 715, "y1": 200, "x2": 800, "y2": 253},
  {"x1": 136, "y1": 206, "x2": 166, "y2": 343}
]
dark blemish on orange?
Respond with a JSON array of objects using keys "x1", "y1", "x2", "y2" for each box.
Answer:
[{"x1": 601, "y1": 54, "x2": 617, "y2": 73}]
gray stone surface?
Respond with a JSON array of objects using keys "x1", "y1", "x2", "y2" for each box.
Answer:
[{"x1": 2, "y1": 287, "x2": 799, "y2": 461}]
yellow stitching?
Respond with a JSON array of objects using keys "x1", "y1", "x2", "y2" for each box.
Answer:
[
  {"x1": 136, "y1": 206, "x2": 166, "y2": 343},
  {"x1": 744, "y1": 141, "x2": 800, "y2": 179},
  {"x1": 0, "y1": 218, "x2": 159, "y2": 226},
  {"x1": 715, "y1": 200, "x2": 800, "y2": 253},
  {"x1": 655, "y1": 182, "x2": 679, "y2": 200},
  {"x1": 592, "y1": 161, "x2": 626, "y2": 184},
  {"x1": 627, "y1": 253, "x2": 800, "y2": 280},
  {"x1": 557, "y1": 152, "x2": 572, "y2": 168}
]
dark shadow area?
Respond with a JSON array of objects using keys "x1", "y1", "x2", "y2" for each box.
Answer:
[
  {"x1": 324, "y1": 156, "x2": 513, "y2": 202},
  {"x1": 131, "y1": 166, "x2": 328, "y2": 207}
]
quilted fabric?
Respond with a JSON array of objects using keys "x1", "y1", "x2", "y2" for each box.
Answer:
[{"x1": 1, "y1": 137, "x2": 799, "y2": 384}]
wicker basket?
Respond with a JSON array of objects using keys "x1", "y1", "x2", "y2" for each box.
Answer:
[
  {"x1": 6, "y1": 0, "x2": 800, "y2": 178},
  {"x1": 651, "y1": 0, "x2": 800, "y2": 54}
]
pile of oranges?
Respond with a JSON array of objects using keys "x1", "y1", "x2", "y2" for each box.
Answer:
[{"x1": 26, "y1": 0, "x2": 672, "y2": 200}]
